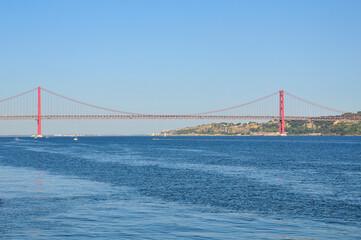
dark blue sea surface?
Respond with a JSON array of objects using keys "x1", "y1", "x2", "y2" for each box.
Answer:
[{"x1": 0, "y1": 136, "x2": 360, "y2": 239}]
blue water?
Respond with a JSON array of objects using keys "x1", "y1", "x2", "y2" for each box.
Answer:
[{"x1": 0, "y1": 136, "x2": 360, "y2": 239}]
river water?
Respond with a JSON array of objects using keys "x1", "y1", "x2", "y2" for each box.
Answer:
[{"x1": 0, "y1": 136, "x2": 360, "y2": 239}]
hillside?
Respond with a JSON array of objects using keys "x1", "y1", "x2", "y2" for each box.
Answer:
[{"x1": 161, "y1": 112, "x2": 361, "y2": 136}]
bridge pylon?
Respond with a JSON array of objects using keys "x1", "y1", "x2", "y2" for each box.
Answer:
[
  {"x1": 279, "y1": 90, "x2": 285, "y2": 135},
  {"x1": 37, "y1": 87, "x2": 42, "y2": 137}
]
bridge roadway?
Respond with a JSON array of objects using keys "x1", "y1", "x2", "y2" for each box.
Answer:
[{"x1": 0, "y1": 115, "x2": 360, "y2": 122}]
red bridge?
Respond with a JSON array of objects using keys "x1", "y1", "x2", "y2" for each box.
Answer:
[{"x1": 0, "y1": 87, "x2": 359, "y2": 136}]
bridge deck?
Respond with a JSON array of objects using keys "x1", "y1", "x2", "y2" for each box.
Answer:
[{"x1": 0, "y1": 115, "x2": 359, "y2": 122}]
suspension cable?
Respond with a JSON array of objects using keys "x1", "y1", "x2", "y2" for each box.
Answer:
[
  {"x1": 41, "y1": 87, "x2": 146, "y2": 115},
  {"x1": 0, "y1": 88, "x2": 38, "y2": 103},
  {"x1": 285, "y1": 91, "x2": 346, "y2": 114},
  {"x1": 191, "y1": 91, "x2": 279, "y2": 115}
]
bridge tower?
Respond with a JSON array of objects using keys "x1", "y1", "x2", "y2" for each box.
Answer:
[
  {"x1": 37, "y1": 87, "x2": 42, "y2": 137},
  {"x1": 279, "y1": 90, "x2": 285, "y2": 135}
]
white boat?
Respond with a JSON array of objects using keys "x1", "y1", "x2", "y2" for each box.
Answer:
[{"x1": 73, "y1": 136, "x2": 78, "y2": 141}]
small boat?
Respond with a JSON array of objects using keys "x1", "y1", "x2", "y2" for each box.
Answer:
[
  {"x1": 14, "y1": 137, "x2": 20, "y2": 141},
  {"x1": 73, "y1": 136, "x2": 78, "y2": 141},
  {"x1": 153, "y1": 138, "x2": 159, "y2": 140}
]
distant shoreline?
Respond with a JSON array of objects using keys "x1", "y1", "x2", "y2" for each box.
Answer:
[
  {"x1": 160, "y1": 118, "x2": 361, "y2": 136},
  {"x1": 1, "y1": 134, "x2": 361, "y2": 137}
]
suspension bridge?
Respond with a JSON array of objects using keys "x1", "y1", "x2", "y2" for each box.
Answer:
[{"x1": 0, "y1": 87, "x2": 359, "y2": 136}]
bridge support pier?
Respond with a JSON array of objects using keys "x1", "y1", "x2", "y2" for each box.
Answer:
[
  {"x1": 37, "y1": 87, "x2": 42, "y2": 137},
  {"x1": 279, "y1": 90, "x2": 285, "y2": 135}
]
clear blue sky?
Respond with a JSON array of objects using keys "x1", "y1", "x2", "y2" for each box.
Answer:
[{"x1": 0, "y1": 0, "x2": 360, "y2": 135}]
